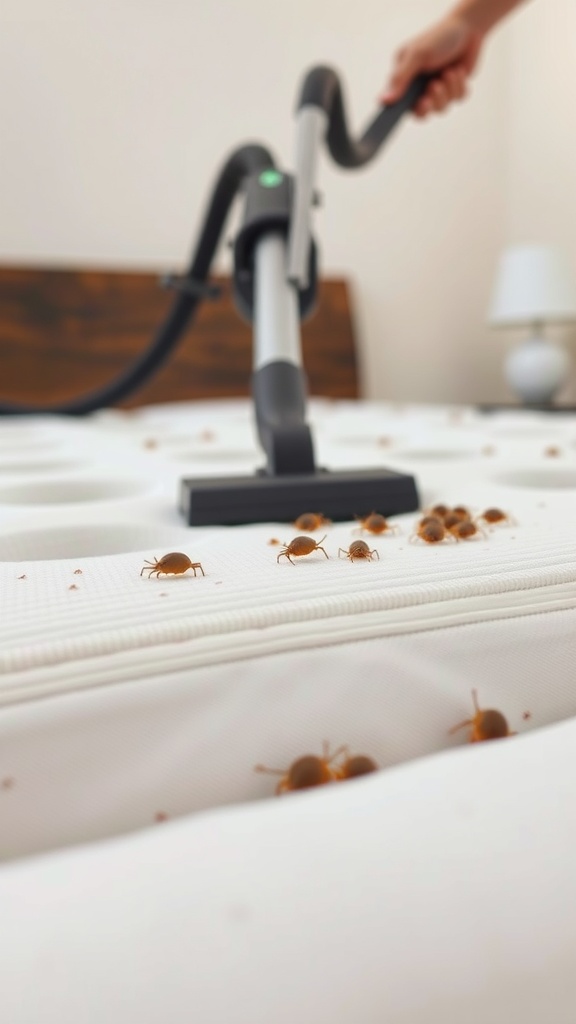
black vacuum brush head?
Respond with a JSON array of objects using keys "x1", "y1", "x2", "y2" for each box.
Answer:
[{"x1": 180, "y1": 467, "x2": 419, "y2": 527}]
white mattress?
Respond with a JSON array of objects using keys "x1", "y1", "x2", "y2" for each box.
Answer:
[{"x1": 1, "y1": 398, "x2": 576, "y2": 1022}]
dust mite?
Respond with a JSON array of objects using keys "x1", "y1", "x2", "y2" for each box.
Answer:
[
  {"x1": 140, "y1": 552, "x2": 205, "y2": 578},
  {"x1": 293, "y1": 512, "x2": 331, "y2": 531},
  {"x1": 449, "y1": 689, "x2": 515, "y2": 743},
  {"x1": 338, "y1": 540, "x2": 379, "y2": 562},
  {"x1": 276, "y1": 535, "x2": 329, "y2": 565},
  {"x1": 355, "y1": 512, "x2": 398, "y2": 536}
]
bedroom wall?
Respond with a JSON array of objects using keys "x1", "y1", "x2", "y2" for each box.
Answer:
[{"x1": 0, "y1": 0, "x2": 570, "y2": 404}]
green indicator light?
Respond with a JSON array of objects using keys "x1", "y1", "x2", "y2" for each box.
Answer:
[{"x1": 259, "y1": 169, "x2": 283, "y2": 187}]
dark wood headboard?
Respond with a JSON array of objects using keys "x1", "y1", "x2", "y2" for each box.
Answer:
[{"x1": 0, "y1": 266, "x2": 359, "y2": 408}]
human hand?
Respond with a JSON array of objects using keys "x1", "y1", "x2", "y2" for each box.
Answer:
[{"x1": 381, "y1": 12, "x2": 485, "y2": 118}]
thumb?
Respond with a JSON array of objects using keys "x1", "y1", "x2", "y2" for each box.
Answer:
[{"x1": 381, "y1": 46, "x2": 423, "y2": 103}]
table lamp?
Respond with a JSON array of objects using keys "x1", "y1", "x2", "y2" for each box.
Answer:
[{"x1": 488, "y1": 244, "x2": 576, "y2": 405}]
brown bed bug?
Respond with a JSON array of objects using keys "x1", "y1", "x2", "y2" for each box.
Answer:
[
  {"x1": 443, "y1": 510, "x2": 463, "y2": 531},
  {"x1": 418, "y1": 514, "x2": 442, "y2": 528},
  {"x1": 449, "y1": 519, "x2": 486, "y2": 541},
  {"x1": 140, "y1": 552, "x2": 205, "y2": 578},
  {"x1": 451, "y1": 505, "x2": 471, "y2": 521},
  {"x1": 277, "y1": 535, "x2": 329, "y2": 565},
  {"x1": 334, "y1": 752, "x2": 379, "y2": 780},
  {"x1": 544, "y1": 445, "x2": 561, "y2": 458},
  {"x1": 427, "y1": 503, "x2": 449, "y2": 519},
  {"x1": 477, "y1": 507, "x2": 515, "y2": 527},
  {"x1": 338, "y1": 540, "x2": 379, "y2": 562},
  {"x1": 355, "y1": 512, "x2": 398, "y2": 536},
  {"x1": 267, "y1": 537, "x2": 281, "y2": 546},
  {"x1": 449, "y1": 689, "x2": 515, "y2": 743},
  {"x1": 411, "y1": 518, "x2": 451, "y2": 544},
  {"x1": 255, "y1": 742, "x2": 346, "y2": 794},
  {"x1": 292, "y1": 512, "x2": 331, "y2": 532}
]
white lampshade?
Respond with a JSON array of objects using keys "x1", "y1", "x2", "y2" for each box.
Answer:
[{"x1": 489, "y1": 244, "x2": 576, "y2": 327}]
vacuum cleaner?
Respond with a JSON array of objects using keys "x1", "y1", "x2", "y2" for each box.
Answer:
[{"x1": 0, "y1": 66, "x2": 429, "y2": 526}]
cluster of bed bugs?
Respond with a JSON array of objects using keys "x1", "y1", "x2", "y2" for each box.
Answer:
[
  {"x1": 138, "y1": 504, "x2": 515, "y2": 583},
  {"x1": 412, "y1": 504, "x2": 513, "y2": 544},
  {"x1": 275, "y1": 511, "x2": 399, "y2": 565},
  {"x1": 255, "y1": 742, "x2": 379, "y2": 795},
  {"x1": 255, "y1": 691, "x2": 518, "y2": 798}
]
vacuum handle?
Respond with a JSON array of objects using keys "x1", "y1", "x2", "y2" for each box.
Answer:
[
  {"x1": 356, "y1": 75, "x2": 430, "y2": 162},
  {"x1": 297, "y1": 65, "x2": 430, "y2": 168},
  {"x1": 288, "y1": 66, "x2": 430, "y2": 287}
]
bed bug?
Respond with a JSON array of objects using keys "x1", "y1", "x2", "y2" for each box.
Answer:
[
  {"x1": 418, "y1": 514, "x2": 442, "y2": 528},
  {"x1": 292, "y1": 512, "x2": 331, "y2": 532},
  {"x1": 443, "y1": 510, "x2": 462, "y2": 531},
  {"x1": 411, "y1": 518, "x2": 450, "y2": 544},
  {"x1": 544, "y1": 445, "x2": 561, "y2": 457},
  {"x1": 255, "y1": 742, "x2": 346, "y2": 794},
  {"x1": 140, "y1": 552, "x2": 205, "y2": 578},
  {"x1": 478, "y1": 507, "x2": 514, "y2": 526},
  {"x1": 355, "y1": 512, "x2": 398, "y2": 536},
  {"x1": 450, "y1": 519, "x2": 485, "y2": 541},
  {"x1": 338, "y1": 540, "x2": 379, "y2": 562},
  {"x1": 428, "y1": 503, "x2": 449, "y2": 519},
  {"x1": 335, "y1": 753, "x2": 379, "y2": 779},
  {"x1": 452, "y1": 505, "x2": 471, "y2": 521},
  {"x1": 276, "y1": 535, "x2": 329, "y2": 565},
  {"x1": 449, "y1": 689, "x2": 515, "y2": 743},
  {"x1": 268, "y1": 537, "x2": 281, "y2": 546}
]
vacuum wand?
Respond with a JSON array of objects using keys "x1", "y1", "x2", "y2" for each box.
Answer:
[{"x1": 180, "y1": 67, "x2": 426, "y2": 526}]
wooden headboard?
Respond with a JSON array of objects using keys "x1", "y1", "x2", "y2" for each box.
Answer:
[{"x1": 0, "y1": 266, "x2": 359, "y2": 408}]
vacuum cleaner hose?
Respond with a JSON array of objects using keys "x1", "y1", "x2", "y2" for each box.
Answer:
[
  {"x1": 296, "y1": 65, "x2": 429, "y2": 169},
  {"x1": 0, "y1": 144, "x2": 275, "y2": 416}
]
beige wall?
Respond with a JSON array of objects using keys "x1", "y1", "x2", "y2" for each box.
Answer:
[
  {"x1": 0, "y1": 1, "x2": 572, "y2": 403},
  {"x1": 504, "y1": 0, "x2": 576, "y2": 402}
]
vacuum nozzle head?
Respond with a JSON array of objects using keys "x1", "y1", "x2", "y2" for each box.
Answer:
[{"x1": 180, "y1": 467, "x2": 419, "y2": 527}]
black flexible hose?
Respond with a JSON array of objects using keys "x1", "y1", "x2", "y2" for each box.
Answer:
[
  {"x1": 0, "y1": 143, "x2": 275, "y2": 415},
  {"x1": 296, "y1": 65, "x2": 429, "y2": 168}
]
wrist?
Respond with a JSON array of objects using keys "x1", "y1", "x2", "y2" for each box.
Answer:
[{"x1": 452, "y1": 0, "x2": 521, "y2": 35}]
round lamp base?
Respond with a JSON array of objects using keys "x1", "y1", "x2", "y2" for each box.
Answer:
[{"x1": 504, "y1": 334, "x2": 570, "y2": 405}]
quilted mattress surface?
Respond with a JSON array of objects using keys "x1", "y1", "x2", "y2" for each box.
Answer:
[{"x1": 1, "y1": 398, "x2": 576, "y2": 1023}]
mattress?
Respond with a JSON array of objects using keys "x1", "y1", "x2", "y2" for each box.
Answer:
[{"x1": 1, "y1": 397, "x2": 576, "y2": 1023}]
